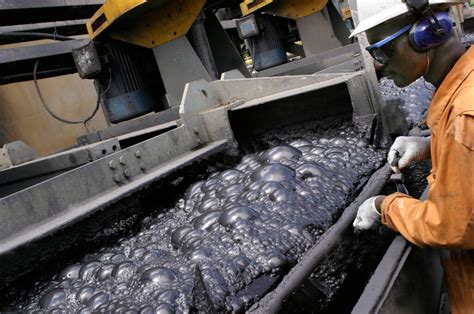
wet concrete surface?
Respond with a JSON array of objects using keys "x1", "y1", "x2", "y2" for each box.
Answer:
[{"x1": 12, "y1": 118, "x2": 386, "y2": 313}]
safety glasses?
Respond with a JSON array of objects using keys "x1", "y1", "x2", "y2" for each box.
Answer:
[{"x1": 366, "y1": 24, "x2": 413, "y2": 65}]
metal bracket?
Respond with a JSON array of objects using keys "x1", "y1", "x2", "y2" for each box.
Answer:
[
  {"x1": 108, "y1": 148, "x2": 148, "y2": 185},
  {"x1": 0, "y1": 141, "x2": 37, "y2": 170}
]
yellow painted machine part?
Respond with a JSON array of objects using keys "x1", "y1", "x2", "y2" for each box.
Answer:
[
  {"x1": 87, "y1": 0, "x2": 205, "y2": 49},
  {"x1": 341, "y1": 6, "x2": 352, "y2": 20},
  {"x1": 240, "y1": 0, "x2": 275, "y2": 16},
  {"x1": 241, "y1": 0, "x2": 328, "y2": 19},
  {"x1": 87, "y1": 0, "x2": 148, "y2": 39}
]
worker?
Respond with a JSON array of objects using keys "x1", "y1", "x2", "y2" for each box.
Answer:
[{"x1": 351, "y1": 0, "x2": 474, "y2": 312}]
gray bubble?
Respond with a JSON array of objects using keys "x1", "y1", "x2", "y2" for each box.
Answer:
[
  {"x1": 197, "y1": 197, "x2": 220, "y2": 213},
  {"x1": 156, "y1": 289, "x2": 180, "y2": 304},
  {"x1": 139, "y1": 305, "x2": 154, "y2": 314},
  {"x1": 267, "y1": 252, "x2": 288, "y2": 269},
  {"x1": 296, "y1": 163, "x2": 325, "y2": 179},
  {"x1": 193, "y1": 210, "x2": 221, "y2": 232},
  {"x1": 76, "y1": 286, "x2": 96, "y2": 305},
  {"x1": 260, "y1": 145, "x2": 302, "y2": 163},
  {"x1": 112, "y1": 261, "x2": 135, "y2": 281},
  {"x1": 171, "y1": 226, "x2": 194, "y2": 249},
  {"x1": 59, "y1": 264, "x2": 81, "y2": 280},
  {"x1": 86, "y1": 292, "x2": 109, "y2": 310},
  {"x1": 96, "y1": 263, "x2": 115, "y2": 282},
  {"x1": 218, "y1": 206, "x2": 260, "y2": 227},
  {"x1": 219, "y1": 169, "x2": 244, "y2": 182},
  {"x1": 140, "y1": 267, "x2": 178, "y2": 285},
  {"x1": 78, "y1": 307, "x2": 93, "y2": 314},
  {"x1": 155, "y1": 303, "x2": 175, "y2": 314},
  {"x1": 39, "y1": 289, "x2": 67, "y2": 309},
  {"x1": 79, "y1": 261, "x2": 101, "y2": 281},
  {"x1": 250, "y1": 164, "x2": 296, "y2": 182}
]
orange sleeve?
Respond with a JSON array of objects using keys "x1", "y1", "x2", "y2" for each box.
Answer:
[{"x1": 380, "y1": 110, "x2": 474, "y2": 249}]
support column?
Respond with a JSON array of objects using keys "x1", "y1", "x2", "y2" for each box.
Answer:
[
  {"x1": 153, "y1": 37, "x2": 212, "y2": 108},
  {"x1": 296, "y1": 11, "x2": 341, "y2": 57},
  {"x1": 348, "y1": 0, "x2": 390, "y2": 147}
]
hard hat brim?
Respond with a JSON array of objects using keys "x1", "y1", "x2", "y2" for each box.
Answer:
[
  {"x1": 349, "y1": 0, "x2": 464, "y2": 38},
  {"x1": 349, "y1": 4, "x2": 408, "y2": 38}
]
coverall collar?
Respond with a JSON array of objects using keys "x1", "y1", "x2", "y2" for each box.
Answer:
[{"x1": 427, "y1": 46, "x2": 474, "y2": 130}]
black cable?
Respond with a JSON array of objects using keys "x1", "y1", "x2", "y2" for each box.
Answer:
[
  {"x1": 33, "y1": 60, "x2": 109, "y2": 125},
  {"x1": 0, "y1": 32, "x2": 73, "y2": 41}
]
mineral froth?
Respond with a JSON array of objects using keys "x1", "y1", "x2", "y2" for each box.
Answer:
[{"x1": 17, "y1": 120, "x2": 385, "y2": 313}]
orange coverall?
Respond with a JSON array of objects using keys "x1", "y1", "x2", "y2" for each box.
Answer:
[{"x1": 381, "y1": 47, "x2": 474, "y2": 312}]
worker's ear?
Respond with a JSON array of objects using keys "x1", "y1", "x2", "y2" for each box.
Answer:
[{"x1": 408, "y1": 11, "x2": 452, "y2": 51}]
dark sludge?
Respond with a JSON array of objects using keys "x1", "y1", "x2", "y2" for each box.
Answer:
[{"x1": 14, "y1": 118, "x2": 387, "y2": 313}]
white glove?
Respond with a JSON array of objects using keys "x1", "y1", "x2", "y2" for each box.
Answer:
[
  {"x1": 388, "y1": 136, "x2": 431, "y2": 173},
  {"x1": 353, "y1": 196, "x2": 384, "y2": 231}
]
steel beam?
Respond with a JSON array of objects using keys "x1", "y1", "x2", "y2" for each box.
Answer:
[
  {"x1": 352, "y1": 238, "x2": 445, "y2": 313},
  {"x1": 352, "y1": 187, "x2": 445, "y2": 313},
  {"x1": 0, "y1": 0, "x2": 104, "y2": 27},
  {"x1": 181, "y1": 72, "x2": 376, "y2": 148},
  {"x1": 296, "y1": 11, "x2": 341, "y2": 57},
  {"x1": 255, "y1": 43, "x2": 360, "y2": 77},
  {"x1": 0, "y1": 39, "x2": 88, "y2": 85},
  {"x1": 0, "y1": 19, "x2": 88, "y2": 33},
  {"x1": 0, "y1": 0, "x2": 104, "y2": 10},
  {"x1": 0, "y1": 20, "x2": 89, "y2": 45},
  {"x1": 77, "y1": 107, "x2": 180, "y2": 145},
  {"x1": 0, "y1": 126, "x2": 229, "y2": 256},
  {"x1": 153, "y1": 37, "x2": 212, "y2": 108},
  {"x1": 348, "y1": 0, "x2": 390, "y2": 149},
  {"x1": 0, "y1": 139, "x2": 120, "y2": 197},
  {"x1": 0, "y1": 39, "x2": 88, "y2": 64},
  {"x1": 204, "y1": 11, "x2": 251, "y2": 78}
]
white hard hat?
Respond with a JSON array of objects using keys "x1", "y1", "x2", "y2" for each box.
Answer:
[{"x1": 349, "y1": 0, "x2": 463, "y2": 37}]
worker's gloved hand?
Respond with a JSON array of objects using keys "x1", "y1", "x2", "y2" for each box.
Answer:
[
  {"x1": 388, "y1": 136, "x2": 431, "y2": 173},
  {"x1": 353, "y1": 196, "x2": 385, "y2": 231}
]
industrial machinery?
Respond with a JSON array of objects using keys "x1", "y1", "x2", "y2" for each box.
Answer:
[
  {"x1": 71, "y1": 0, "x2": 359, "y2": 125},
  {"x1": 0, "y1": 0, "x2": 450, "y2": 313},
  {"x1": 0, "y1": 71, "x2": 443, "y2": 313},
  {"x1": 0, "y1": 70, "x2": 389, "y2": 310},
  {"x1": 72, "y1": 0, "x2": 252, "y2": 125},
  {"x1": 0, "y1": 0, "x2": 104, "y2": 84},
  {"x1": 235, "y1": 0, "x2": 353, "y2": 71}
]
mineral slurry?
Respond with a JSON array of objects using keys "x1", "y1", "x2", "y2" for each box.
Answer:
[
  {"x1": 379, "y1": 77, "x2": 434, "y2": 128},
  {"x1": 16, "y1": 120, "x2": 385, "y2": 313}
]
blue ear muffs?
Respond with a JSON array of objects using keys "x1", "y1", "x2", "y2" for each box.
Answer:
[{"x1": 409, "y1": 11, "x2": 453, "y2": 51}]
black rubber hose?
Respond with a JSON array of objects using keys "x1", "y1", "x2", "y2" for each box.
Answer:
[
  {"x1": 249, "y1": 163, "x2": 393, "y2": 313},
  {"x1": 33, "y1": 60, "x2": 104, "y2": 125},
  {"x1": 0, "y1": 32, "x2": 73, "y2": 41}
]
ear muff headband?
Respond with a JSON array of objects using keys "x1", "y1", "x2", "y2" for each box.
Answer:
[{"x1": 408, "y1": 11, "x2": 453, "y2": 51}]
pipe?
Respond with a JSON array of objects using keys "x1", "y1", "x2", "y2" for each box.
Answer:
[
  {"x1": 0, "y1": 32, "x2": 73, "y2": 41},
  {"x1": 0, "y1": 67, "x2": 77, "y2": 85},
  {"x1": 249, "y1": 163, "x2": 392, "y2": 313}
]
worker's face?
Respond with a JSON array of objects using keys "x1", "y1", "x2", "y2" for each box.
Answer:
[{"x1": 366, "y1": 25, "x2": 426, "y2": 87}]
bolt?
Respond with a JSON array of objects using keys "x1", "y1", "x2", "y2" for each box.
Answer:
[
  {"x1": 119, "y1": 156, "x2": 126, "y2": 165},
  {"x1": 123, "y1": 168, "x2": 131, "y2": 178},
  {"x1": 69, "y1": 154, "x2": 77, "y2": 164},
  {"x1": 139, "y1": 163, "x2": 146, "y2": 172},
  {"x1": 135, "y1": 150, "x2": 142, "y2": 158},
  {"x1": 113, "y1": 173, "x2": 121, "y2": 183},
  {"x1": 109, "y1": 160, "x2": 117, "y2": 170}
]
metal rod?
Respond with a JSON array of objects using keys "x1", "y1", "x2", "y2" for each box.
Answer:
[
  {"x1": 250, "y1": 163, "x2": 392, "y2": 313},
  {"x1": 0, "y1": 31, "x2": 73, "y2": 41}
]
